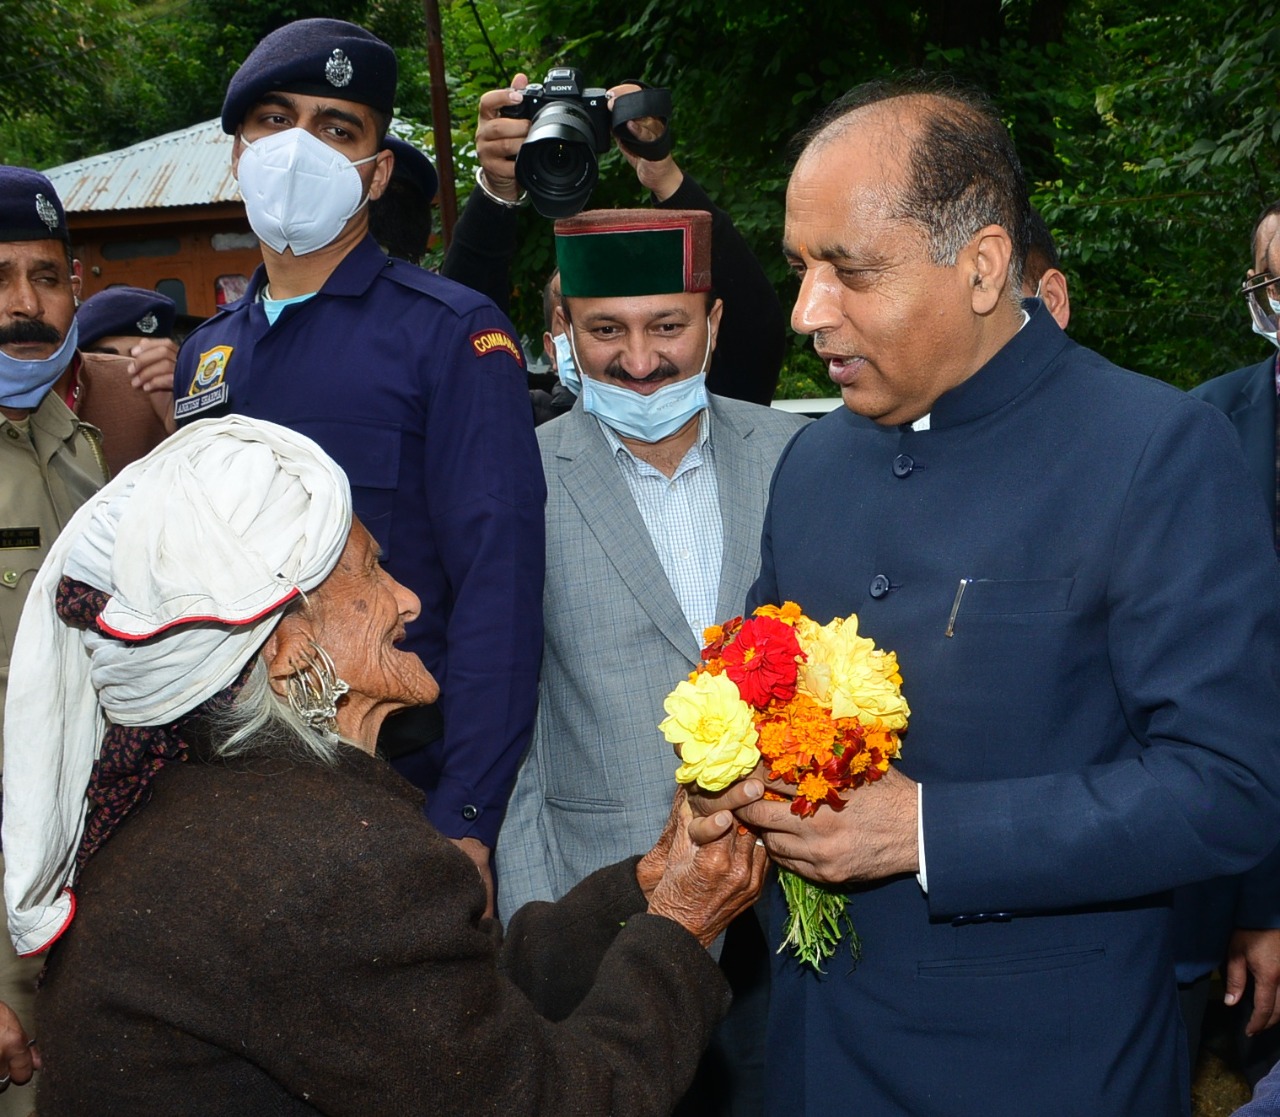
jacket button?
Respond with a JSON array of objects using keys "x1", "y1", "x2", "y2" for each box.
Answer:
[
  {"x1": 869, "y1": 574, "x2": 891, "y2": 599},
  {"x1": 461, "y1": 804, "x2": 479, "y2": 821},
  {"x1": 892, "y1": 453, "x2": 914, "y2": 478},
  {"x1": 2, "y1": 569, "x2": 18, "y2": 586}
]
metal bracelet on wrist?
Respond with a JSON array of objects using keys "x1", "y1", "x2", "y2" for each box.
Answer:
[{"x1": 474, "y1": 166, "x2": 527, "y2": 209}]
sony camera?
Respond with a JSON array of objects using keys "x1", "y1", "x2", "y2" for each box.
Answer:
[{"x1": 500, "y1": 68, "x2": 612, "y2": 218}]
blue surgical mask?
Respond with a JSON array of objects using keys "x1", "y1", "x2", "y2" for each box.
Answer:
[
  {"x1": 0, "y1": 317, "x2": 78, "y2": 409},
  {"x1": 575, "y1": 321, "x2": 711, "y2": 443},
  {"x1": 552, "y1": 332, "x2": 580, "y2": 396}
]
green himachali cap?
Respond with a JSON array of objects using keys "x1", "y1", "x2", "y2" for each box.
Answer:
[{"x1": 555, "y1": 209, "x2": 713, "y2": 298}]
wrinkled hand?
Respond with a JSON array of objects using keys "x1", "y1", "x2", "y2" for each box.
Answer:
[
  {"x1": 646, "y1": 793, "x2": 768, "y2": 948},
  {"x1": 0, "y1": 1000, "x2": 38, "y2": 1088},
  {"x1": 474, "y1": 73, "x2": 531, "y2": 201},
  {"x1": 1225, "y1": 928, "x2": 1280, "y2": 1035},
  {"x1": 691, "y1": 766, "x2": 919, "y2": 886},
  {"x1": 451, "y1": 836, "x2": 495, "y2": 918},
  {"x1": 128, "y1": 337, "x2": 178, "y2": 432},
  {"x1": 606, "y1": 82, "x2": 683, "y2": 202},
  {"x1": 636, "y1": 786, "x2": 687, "y2": 901}
]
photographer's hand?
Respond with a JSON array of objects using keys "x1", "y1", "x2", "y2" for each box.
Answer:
[
  {"x1": 607, "y1": 82, "x2": 683, "y2": 202},
  {"x1": 475, "y1": 73, "x2": 531, "y2": 202}
]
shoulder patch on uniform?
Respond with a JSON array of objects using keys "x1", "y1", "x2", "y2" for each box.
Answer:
[
  {"x1": 190, "y1": 345, "x2": 233, "y2": 394},
  {"x1": 470, "y1": 329, "x2": 523, "y2": 366}
]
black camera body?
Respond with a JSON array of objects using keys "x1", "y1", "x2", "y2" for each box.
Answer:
[{"x1": 500, "y1": 67, "x2": 613, "y2": 218}]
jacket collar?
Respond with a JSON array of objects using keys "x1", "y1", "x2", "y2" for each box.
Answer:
[
  {"x1": 923, "y1": 300, "x2": 1071, "y2": 431},
  {"x1": 245, "y1": 235, "x2": 389, "y2": 304}
]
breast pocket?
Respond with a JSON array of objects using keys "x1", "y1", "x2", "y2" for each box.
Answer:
[
  {"x1": 959, "y1": 577, "x2": 1075, "y2": 615},
  {"x1": 290, "y1": 419, "x2": 401, "y2": 560},
  {"x1": 0, "y1": 555, "x2": 42, "y2": 667}
]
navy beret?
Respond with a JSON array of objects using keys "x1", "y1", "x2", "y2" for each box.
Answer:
[
  {"x1": 76, "y1": 287, "x2": 177, "y2": 347},
  {"x1": 221, "y1": 19, "x2": 397, "y2": 134},
  {"x1": 0, "y1": 166, "x2": 69, "y2": 244},
  {"x1": 383, "y1": 137, "x2": 438, "y2": 203}
]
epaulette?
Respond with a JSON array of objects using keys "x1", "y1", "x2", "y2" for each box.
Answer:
[{"x1": 378, "y1": 259, "x2": 504, "y2": 320}]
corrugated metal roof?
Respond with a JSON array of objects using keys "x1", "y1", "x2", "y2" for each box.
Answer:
[
  {"x1": 43, "y1": 118, "x2": 435, "y2": 214},
  {"x1": 43, "y1": 118, "x2": 238, "y2": 213}
]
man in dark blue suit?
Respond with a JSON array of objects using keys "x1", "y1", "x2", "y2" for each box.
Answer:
[
  {"x1": 708, "y1": 78, "x2": 1280, "y2": 1115},
  {"x1": 1192, "y1": 203, "x2": 1280, "y2": 553},
  {"x1": 1184, "y1": 201, "x2": 1280, "y2": 1083}
]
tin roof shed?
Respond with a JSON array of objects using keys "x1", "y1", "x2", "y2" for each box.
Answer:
[{"x1": 45, "y1": 119, "x2": 238, "y2": 213}]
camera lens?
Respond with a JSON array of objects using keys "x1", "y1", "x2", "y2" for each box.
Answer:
[{"x1": 516, "y1": 101, "x2": 600, "y2": 218}]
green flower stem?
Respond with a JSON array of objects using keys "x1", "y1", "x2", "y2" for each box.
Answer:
[{"x1": 777, "y1": 868, "x2": 860, "y2": 972}]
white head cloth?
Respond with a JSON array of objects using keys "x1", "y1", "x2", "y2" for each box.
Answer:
[{"x1": 3, "y1": 415, "x2": 351, "y2": 955}]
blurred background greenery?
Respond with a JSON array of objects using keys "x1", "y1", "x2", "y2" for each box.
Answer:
[{"x1": 6, "y1": 0, "x2": 1277, "y2": 395}]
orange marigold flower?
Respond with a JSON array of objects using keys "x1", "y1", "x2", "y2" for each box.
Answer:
[
  {"x1": 754, "y1": 601, "x2": 804, "y2": 626},
  {"x1": 767, "y1": 751, "x2": 803, "y2": 782},
  {"x1": 701, "y1": 615, "x2": 743, "y2": 660},
  {"x1": 797, "y1": 771, "x2": 834, "y2": 802}
]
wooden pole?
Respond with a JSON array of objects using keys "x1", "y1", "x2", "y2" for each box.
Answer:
[{"x1": 421, "y1": 0, "x2": 457, "y2": 248}]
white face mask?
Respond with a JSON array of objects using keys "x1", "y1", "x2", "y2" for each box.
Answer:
[
  {"x1": 236, "y1": 128, "x2": 378, "y2": 256},
  {"x1": 1251, "y1": 292, "x2": 1280, "y2": 350}
]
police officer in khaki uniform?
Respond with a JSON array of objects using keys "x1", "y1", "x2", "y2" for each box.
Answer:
[{"x1": 0, "y1": 167, "x2": 140, "y2": 1111}]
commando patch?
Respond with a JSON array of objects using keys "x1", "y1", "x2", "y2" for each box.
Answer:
[{"x1": 470, "y1": 329, "x2": 524, "y2": 367}]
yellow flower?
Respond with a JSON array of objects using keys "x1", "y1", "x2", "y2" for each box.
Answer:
[
  {"x1": 661, "y1": 672, "x2": 761, "y2": 791},
  {"x1": 795, "y1": 614, "x2": 910, "y2": 729}
]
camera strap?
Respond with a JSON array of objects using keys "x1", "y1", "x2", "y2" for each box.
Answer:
[{"x1": 611, "y1": 84, "x2": 673, "y2": 161}]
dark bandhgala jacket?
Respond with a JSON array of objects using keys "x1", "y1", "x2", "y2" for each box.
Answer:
[
  {"x1": 37, "y1": 747, "x2": 730, "y2": 1116},
  {"x1": 750, "y1": 304, "x2": 1280, "y2": 1116}
]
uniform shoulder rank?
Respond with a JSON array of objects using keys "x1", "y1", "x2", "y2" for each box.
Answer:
[{"x1": 470, "y1": 328, "x2": 523, "y2": 366}]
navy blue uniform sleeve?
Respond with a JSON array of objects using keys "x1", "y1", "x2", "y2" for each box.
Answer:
[
  {"x1": 658, "y1": 174, "x2": 784, "y2": 406},
  {"x1": 422, "y1": 306, "x2": 546, "y2": 845}
]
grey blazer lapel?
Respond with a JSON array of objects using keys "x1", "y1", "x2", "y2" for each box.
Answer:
[
  {"x1": 554, "y1": 409, "x2": 700, "y2": 665},
  {"x1": 711, "y1": 398, "x2": 767, "y2": 621}
]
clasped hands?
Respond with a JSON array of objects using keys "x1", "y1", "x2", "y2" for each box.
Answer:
[{"x1": 685, "y1": 763, "x2": 922, "y2": 886}]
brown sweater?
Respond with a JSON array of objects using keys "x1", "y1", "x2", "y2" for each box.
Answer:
[
  {"x1": 77, "y1": 351, "x2": 171, "y2": 478},
  {"x1": 37, "y1": 748, "x2": 730, "y2": 1115}
]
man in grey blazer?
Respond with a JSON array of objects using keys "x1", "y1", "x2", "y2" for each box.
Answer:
[{"x1": 495, "y1": 208, "x2": 804, "y2": 1115}]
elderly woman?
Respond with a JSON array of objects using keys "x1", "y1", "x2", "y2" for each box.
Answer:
[{"x1": 2, "y1": 416, "x2": 765, "y2": 1115}]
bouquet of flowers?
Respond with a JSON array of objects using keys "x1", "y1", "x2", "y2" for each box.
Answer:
[{"x1": 659, "y1": 601, "x2": 909, "y2": 970}]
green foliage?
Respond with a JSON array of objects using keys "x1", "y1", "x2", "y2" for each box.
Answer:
[{"x1": 5, "y1": 0, "x2": 1276, "y2": 392}]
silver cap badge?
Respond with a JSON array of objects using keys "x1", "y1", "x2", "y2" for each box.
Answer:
[
  {"x1": 137, "y1": 313, "x2": 159, "y2": 335},
  {"x1": 325, "y1": 48, "x2": 353, "y2": 88},
  {"x1": 34, "y1": 194, "x2": 59, "y2": 232}
]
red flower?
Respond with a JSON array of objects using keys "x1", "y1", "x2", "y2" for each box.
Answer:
[{"x1": 722, "y1": 616, "x2": 803, "y2": 708}]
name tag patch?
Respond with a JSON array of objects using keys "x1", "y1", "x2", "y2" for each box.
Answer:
[
  {"x1": 0, "y1": 527, "x2": 39, "y2": 549},
  {"x1": 470, "y1": 329, "x2": 523, "y2": 365},
  {"x1": 175, "y1": 382, "x2": 228, "y2": 420}
]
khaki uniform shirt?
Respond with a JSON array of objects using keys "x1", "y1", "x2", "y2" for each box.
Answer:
[{"x1": 0, "y1": 390, "x2": 107, "y2": 770}]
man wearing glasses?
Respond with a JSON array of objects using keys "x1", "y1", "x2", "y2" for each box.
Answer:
[{"x1": 1192, "y1": 202, "x2": 1280, "y2": 553}]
